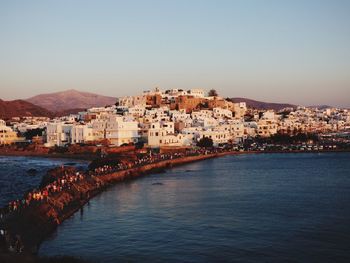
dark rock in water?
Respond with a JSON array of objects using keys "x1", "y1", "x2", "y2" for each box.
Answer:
[
  {"x1": 65, "y1": 162, "x2": 77, "y2": 166},
  {"x1": 152, "y1": 182, "x2": 163, "y2": 186},
  {"x1": 27, "y1": 168, "x2": 37, "y2": 175}
]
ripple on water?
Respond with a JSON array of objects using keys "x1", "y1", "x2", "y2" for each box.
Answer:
[
  {"x1": 37, "y1": 153, "x2": 350, "y2": 262},
  {"x1": 0, "y1": 156, "x2": 88, "y2": 207}
]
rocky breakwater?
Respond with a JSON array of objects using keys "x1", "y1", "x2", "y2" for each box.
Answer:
[
  {"x1": 0, "y1": 150, "x2": 224, "y2": 256},
  {"x1": 0, "y1": 166, "x2": 104, "y2": 255},
  {"x1": 98, "y1": 152, "x2": 221, "y2": 183}
]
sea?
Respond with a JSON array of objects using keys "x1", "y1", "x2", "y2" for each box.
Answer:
[
  {"x1": 0, "y1": 156, "x2": 88, "y2": 207},
  {"x1": 1, "y1": 153, "x2": 350, "y2": 262}
]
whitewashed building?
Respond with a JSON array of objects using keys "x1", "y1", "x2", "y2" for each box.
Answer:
[
  {"x1": 147, "y1": 121, "x2": 186, "y2": 147},
  {"x1": 45, "y1": 122, "x2": 73, "y2": 147},
  {"x1": 196, "y1": 129, "x2": 231, "y2": 146},
  {"x1": 187, "y1": 89, "x2": 205, "y2": 98},
  {"x1": 71, "y1": 124, "x2": 94, "y2": 144},
  {"x1": 213, "y1": 107, "x2": 233, "y2": 119},
  {"x1": 0, "y1": 120, "x2": 22, "y2": 145},
  {"x1": 104, "y1": 116, "x2": 140, "y2": 146}
]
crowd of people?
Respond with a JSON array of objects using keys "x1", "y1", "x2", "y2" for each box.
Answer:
[
  {"x1": 88, "y1": 148, "x2": 222, "y2": 177},
  {"x1": 2, "y1": 148, "x2": 225, "y2": 217},
  {"x1": 0, "y1": 229, "x2": 23, "y2": 253},
  {"x1": 5, "y1": 170, "x2": 86, "y2": 214},
  {"x1": 0, "y1": 169, "x2": 94, "y2": 254},
  {"x1": 0, "y1": 147, "x2": 227, "y2": 253}
]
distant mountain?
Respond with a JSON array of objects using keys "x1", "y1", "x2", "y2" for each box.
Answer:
[
  {"x1": 0, "y1": 99, "x2": 53, "y2": 119},
  {"x1": 228, "y1": 97, "x2": 297, "y2": 111},
  {"x1": 26, "y1": 89, "x2": 117, "y2": 112},
  {"x1": 308, "y1": 105, "x2": 333, "y2": 109}
]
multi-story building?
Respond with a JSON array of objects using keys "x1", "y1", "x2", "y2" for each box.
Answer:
[
  {"x1": 71, "y1": 124, "x2": 94, "y2": 144},
  {"x1": 196, "y1": 129, "x2": 231, "y2": 146},
  {"x1": 0, "y1": 119, "x2": 22, "y2": 145},
  {"x1": 147, "y1": 121, "x2": 186, "y2": 147},
  {"x1": 232, "y1": 102, "x2": 247, "y2": 119},
  {"x1": 213, "y1": 107, "x2": 233, "y2": 119},
  {"x1": 116, "y1": 95, "x2": 146, "y2": 108},
  {"x1": 187, "y1": 89, "x2": 205, "y2": 98},
  {"x1": 257, "y1": 119, "x2": 278, "y2": 137},
  {"x1": 105, "y1": 116, "x2": 140, "y2": 146},
  {"x1": 45, "y1": 122, "x2": 73, "y2": 147}
]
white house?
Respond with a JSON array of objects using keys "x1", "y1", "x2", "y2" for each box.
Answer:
[
  {"x1": 244, "y1": 122, "x2": 258, "y2": 137},
  {"x1": 257, "y1": 119, "x2": 278, "y2": 137},
  {"x1": 45, "y1": 122, "x2": 73, "y2": 147},
  {"x1": 71, "y1": 124, "x2": 94, "y2": 144},
  {"x1": 117, "y1": 95, "x2": 146, "y2": 107},
  {"x1": 0, "y1": 120, "x2": 22, "y2": 145},
  {"x1": 233, "y1": 102, "x2": 247, "y2": 119},
  {"x1": 196, "y1": 129, "x2": 231, "y2": 146},
  {"x1": 128, "y1": 105, "x2": 146, "y2": 117},
  {"x1": 192, "y1": 117, "x2": 218, "y2": 129},
  {"x1": 104, "y1": 116, "x2": 140, "y2": 146},
  {"x1": 187, "y1": 89, "x2": 205, "y2": 98},
  {"x1": 147, "y1": 121, "x2": 186, "y2": 147},
  {"x1": 213, "y1": 107, "x2": 233, "y2": 119}
]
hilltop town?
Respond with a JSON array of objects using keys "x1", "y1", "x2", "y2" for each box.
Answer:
[{"x1": 0, "y1": 88, "x2": 350, "y2": 152}]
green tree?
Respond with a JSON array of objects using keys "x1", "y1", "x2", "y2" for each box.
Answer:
[
  {"x1": 208, "y1": 89, "x2": 218, "y2": 97},
  {"x1": 24, "y1": 128, "x2": 45, "y2": 140},
  {"x1": 197, "y1": 137, "x2": 214, "y2": 148}
]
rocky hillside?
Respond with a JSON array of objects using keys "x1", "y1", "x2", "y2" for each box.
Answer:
[
  {"x1": 26, "y1": 89, "x2": 116, "y2": 112},
  {"x1": 228, "y1": 97, "x2": 297, "y2": 111},
  {"x1": 0, "y1": 99, "x2": 53, "y2": 119}
]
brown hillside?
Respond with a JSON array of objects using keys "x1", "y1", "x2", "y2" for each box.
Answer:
[
  {"x1": 0, "y1": 99, "x2": 53, "y2": 119},
  {"x1": 228, "y1": 97, "x2": 297, "y2": 111},
  {"x1": 26, "y1": 89, "x2": 116, "y2": 112}
]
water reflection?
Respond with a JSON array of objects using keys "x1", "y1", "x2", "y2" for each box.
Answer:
[{"x1": 40, "y1": 153, "x2": 350, "y2": 263}]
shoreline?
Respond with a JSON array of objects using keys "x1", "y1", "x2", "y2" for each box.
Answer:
[
  {"x1": 1, "y1": 148, "x2": 350, "y2": 261},
  {"x1": 0, "y1": 151, "x2": 98, "y2": 161},
  {"x1": 0, "y1": 148, "x2": 349, "y2": 160},
  {"x1": 0, "y1": 151, "x2": 226, "y2": 257}
]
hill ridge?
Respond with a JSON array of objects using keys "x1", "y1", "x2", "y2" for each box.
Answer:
[
  {"x1": 0, "y1": 99, "x2": 53, "y2": 119},
  {"x1": 26, "y1": 89, "x2": 117, "y2": 112},
  {"x1": 228, "y1": 97, "x2": 297, "y2": 110}
]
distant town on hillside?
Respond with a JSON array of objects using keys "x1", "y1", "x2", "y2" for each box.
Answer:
[{"x1": 0, "y1": 88, "x2": 349, "y2": 152}]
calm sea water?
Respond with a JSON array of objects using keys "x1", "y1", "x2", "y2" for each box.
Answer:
[
  {"x1": 18, "y1": 153, "x2": 350, "y2": 262},
  {"x1": 0, "y1": 156, "x2": 88, "y2": 207}
]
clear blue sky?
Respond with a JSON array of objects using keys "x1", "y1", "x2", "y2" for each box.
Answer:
[{"x1": 1, "y1": 0, "x2": 349, "y2": 107}]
